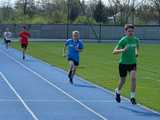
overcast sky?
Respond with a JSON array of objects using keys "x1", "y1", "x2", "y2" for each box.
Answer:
[
  {"x1": 0, "y1": 0, "x2": 143, "y2": 7},
  {"x1": 0, "y1": 0, "x2": 107, "y2": 3},
  {"x1": 0, "y1": 0, "x2": 108, "y2": 6}
]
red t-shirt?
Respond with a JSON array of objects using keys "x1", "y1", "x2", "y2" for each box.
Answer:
[{"x1": 19, "y1": 31, "x2": 30, "y2": 45}]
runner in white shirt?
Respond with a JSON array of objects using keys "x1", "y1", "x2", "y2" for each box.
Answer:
[{"x1": 4, "y1": 28, "x2": 12, "y2": 49}]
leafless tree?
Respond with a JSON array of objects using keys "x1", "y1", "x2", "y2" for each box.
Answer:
[
  {"x1": 150, "y1": 0, "x2": 160, "y2": 24},
  {"x1": 107, "y1": 0, "x2": 146, "y2": 24}
]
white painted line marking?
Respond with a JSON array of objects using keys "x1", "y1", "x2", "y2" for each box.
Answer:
[
  {"x1": 0, "y1": 72, "x2": 39, "y2": 120},
  {"x1": 0, "y1": 50, "x2": 109, "y2": 120}
]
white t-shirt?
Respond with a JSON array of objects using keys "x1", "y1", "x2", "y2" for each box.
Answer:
[{"x1": 4, "y1": 32, "x2": 12, "y2": 40}]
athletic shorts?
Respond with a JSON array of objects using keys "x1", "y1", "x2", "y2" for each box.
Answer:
[
  {"x1": 21, "y1": 44, "x2": 28, "y2": 49},
  {"x1": 68, "y1": 58, "x2": 79, "y2": 66},
  {"x1": 119, "y1": 64, "x2": 137, "y2": 77},
  {"x1": 4, "y1": 39, "x2": 11, "y2": 43}
]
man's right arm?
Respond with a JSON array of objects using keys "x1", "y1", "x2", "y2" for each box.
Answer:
[{"x1": 112, "y1": 39, "x2": 127, "y2": 54}]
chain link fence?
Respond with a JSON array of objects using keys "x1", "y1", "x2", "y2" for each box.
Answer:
[{"x1": 0, "y1": 24, "x2": 160, "y2": 42}]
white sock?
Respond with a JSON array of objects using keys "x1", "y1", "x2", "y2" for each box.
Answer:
[
  {"x1": 115, "y1": 88, "x2": 120, "y2": 94},
  {"x1": 131, "y1": 92, "x2": 136, "y2": 98}
]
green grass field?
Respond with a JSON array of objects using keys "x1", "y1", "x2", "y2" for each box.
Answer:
[{"x1": 12, "y1": 42, "x2": 160, "y2": 112}]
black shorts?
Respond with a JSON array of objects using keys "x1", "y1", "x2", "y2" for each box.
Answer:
[
  {"x1": 21, "y1": 44, "x2": 28, "y2": 49},
  {"x1": 4, "y1": 39, "x2": 11, "y2": 43},
  {"x1": 119, "y1": 64, "x2": 137, "y2": 77},
  {"x1": 68, "y1": 58, "x2": 79, "y2": 66}
]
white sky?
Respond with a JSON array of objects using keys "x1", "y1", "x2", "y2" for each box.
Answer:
[
  {"x1": 0, "y1": 0, "x2": 108, "y2": 5},
  {"x1": 0, "y1": 0, "x2": 143, "y2": 7}
]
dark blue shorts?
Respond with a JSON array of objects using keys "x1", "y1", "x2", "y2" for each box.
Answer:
[
  {"x1": 68, "y1": 58, "x2": 79, "y2": 66},
  {"x1": 4, "y1": 39, "x2": 11, "y2": 43}
]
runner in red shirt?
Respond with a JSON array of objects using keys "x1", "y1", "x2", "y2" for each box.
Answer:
[{"x1": 19, "y1": 26, "x2": 31, "y2": 60}]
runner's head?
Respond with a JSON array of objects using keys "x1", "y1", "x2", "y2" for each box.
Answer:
[
  {"x1": 6, "y1": 28, "x2": 9, "y2": 32},
  {"x1": 22, "y1": 26, "x2": 27, "y2": 31},
  {"x1": 72, "y1": 31, "x2": 80, "y2": 40},
  {"x1": 124, "y1": 24, "x2": 135, "y2": 37}
]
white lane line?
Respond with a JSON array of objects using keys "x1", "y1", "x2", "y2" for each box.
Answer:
[
  {"x1": 42, "y1": 60, "x2": 160, "y2": 115},
  {"x1": 0, "y1": 50, "x2": 108, "y2": 120},
  {"x1": 0, "y1": 98, "x2": 158, "y2": 104},
  {"x1": 76, "y1": 75, "x2": 160, "y2": 115},
  {"x1": 0, "y1": 99, "x2": 114, "y2": 103},
  {"x1": 43, "y1": 52, "x2": 160, "y2": 115},
  {"x1": 0, "y1": 72, "x2": 39, "y2": 120}
]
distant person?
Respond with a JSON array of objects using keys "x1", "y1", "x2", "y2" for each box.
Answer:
[
  {"x1": 113, "y1": 24, "x2": 140, "y2": 105},
  {"x1": 3, "y1": 28, "x2": 12, "y2": 49},
  {"x1": 18, "y1": 26, "x2": 31, "y2": 60},
  {"x1": 63, "y1": 31, "x2": 84, "y2": 84}
]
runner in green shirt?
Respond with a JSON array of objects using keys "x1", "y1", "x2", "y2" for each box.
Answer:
[{"x1": 113, "y1": 24, "x2": 139, "y2": 105}]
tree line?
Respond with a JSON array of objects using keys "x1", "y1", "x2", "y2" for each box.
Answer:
[{"x1": 0, "y1": 0, "x2": 159, "y2": 25}]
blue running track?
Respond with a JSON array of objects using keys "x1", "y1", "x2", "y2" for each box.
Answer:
[{"x1": 0, "y1": 45, "x2": 159, "y2": 120}]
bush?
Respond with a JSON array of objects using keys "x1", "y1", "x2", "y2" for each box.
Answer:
[
  {"x1": 31, "y1": 16, "x2": 48, "y2": 24},
  {"x1": 74, "y1": 16, "x2": 97, "y2": 24}
]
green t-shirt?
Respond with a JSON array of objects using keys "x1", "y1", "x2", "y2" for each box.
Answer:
[{"x1": 116, "y1": 36, "x2": 139, "y2": 64}]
